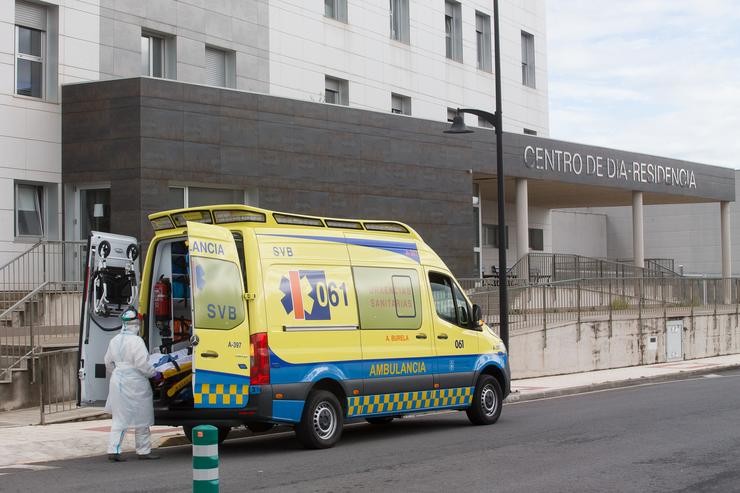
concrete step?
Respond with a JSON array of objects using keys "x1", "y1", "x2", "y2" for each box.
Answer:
[{"x1": 0, "y1": 355, "x2": 29, "y2": 372}]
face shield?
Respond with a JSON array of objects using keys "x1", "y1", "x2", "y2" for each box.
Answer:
[{"x1": 121, "y1": 308, "x2": 140, "y2": 334}]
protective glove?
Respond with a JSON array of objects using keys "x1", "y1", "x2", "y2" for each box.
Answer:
[{"x1": 153, "y1": 371, "x2": 164, "y2": 383}]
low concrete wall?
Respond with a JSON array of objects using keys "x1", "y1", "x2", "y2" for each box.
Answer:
[{"x1": 511, "y1": 312, "x2": 740, "y2": 378}]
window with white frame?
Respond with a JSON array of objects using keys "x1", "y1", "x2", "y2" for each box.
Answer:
[
  {"x1": 324, "y1": 0, "x2": 347, "y2": 22},
  {"x1": 445, "y1": 1, "x2": 462, "y2": 62},
  {"x1": 167, "y1": 186, "x2": 249, "y2": 209},
  {"x1": 16, "y1": 183, "x2": 44, "y2": 237},
  {"x1": 390, "y1": 0, "x2": 409, "y2": 43},
  {"x1": 475, "y1": 11, "x2": 492, "y2": 72},
  {"x1": 141, "y1": 32, "x2": 165, "y2": 78},
  {"x1": 205, "y1": 46, "x2": 235, "y2": 88},
  {"x1": 15, "y1": 1, "x2": 46, "y2": 99},
  {"x1": 521, "y1": 30, "x2": 535, "y2": 88},
  {"x1": 325, "y1": 76, "x2": 348, "y2": 105},
  {"x1": 391, "y1": 93, "x2": 411, "y2": 115},
  {"x1": 483, "y1": 224, "x2": 508, "y2": 249}
]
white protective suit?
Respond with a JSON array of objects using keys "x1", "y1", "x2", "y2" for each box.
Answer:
[{"x1": 104, "y1": 320, "x2": 158, "y2": 455}]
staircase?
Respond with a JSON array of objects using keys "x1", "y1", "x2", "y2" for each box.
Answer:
[{"x1": 0, "y1": 241, "x2": 85, "y2": 411}]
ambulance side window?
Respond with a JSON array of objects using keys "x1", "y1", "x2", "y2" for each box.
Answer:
[
  {"x1": 429, "y1": 273, "x2": 456, "y2": 325},
  {"x1": 429, "y1": 273, "x2": 471, "y2": 328}
]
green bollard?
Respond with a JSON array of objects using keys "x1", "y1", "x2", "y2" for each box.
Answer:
[{"x1": 192, "y1": 425, "x2": 219, "y2": 493}]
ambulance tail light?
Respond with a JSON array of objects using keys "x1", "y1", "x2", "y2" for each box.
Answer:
[{"x1": 250, "y1": 332, "x2": 270, "y2": 385}]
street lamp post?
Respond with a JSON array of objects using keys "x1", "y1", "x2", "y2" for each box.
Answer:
[{"x1": 444, "y1": 0, "x2": 508, "y2": 349}]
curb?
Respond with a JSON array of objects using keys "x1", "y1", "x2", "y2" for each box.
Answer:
[{"x1": 505, "y1": 363, "x2": 740, "y2": 404}]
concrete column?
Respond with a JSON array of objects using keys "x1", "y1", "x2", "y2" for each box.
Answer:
[
  {"x1": 721, "y1": 201, "x2": 732, "y2": 304},
  {"x1": 721, "y1": 201, "x2": 731, "y2": 278},
  {"x1": 516, "y1": 178, "x2": 529, "y2": 261},
  {"x1": 632, "y1": 191, "x2": 644, "y2": 269}
]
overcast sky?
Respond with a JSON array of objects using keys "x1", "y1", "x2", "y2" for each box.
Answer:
[{"x1": 546, "y1": 0, "x2": 740, "y2": 169}]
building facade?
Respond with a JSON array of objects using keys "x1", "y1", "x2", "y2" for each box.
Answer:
[
  {"x1": 1, "y1": 0, "x2": 548, "y2": 267},
  {"x1": 2, "y1": 0, "x2": 736, "y2": 278}
]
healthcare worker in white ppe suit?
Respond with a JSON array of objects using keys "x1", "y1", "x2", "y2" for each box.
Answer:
[{"x1": 105, "y1": 308, "x2": 162, "y2": 462}]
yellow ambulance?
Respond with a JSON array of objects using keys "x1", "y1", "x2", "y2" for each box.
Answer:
[{"x1": 79, "y1": 205, "x2": 510, "y2": 449}]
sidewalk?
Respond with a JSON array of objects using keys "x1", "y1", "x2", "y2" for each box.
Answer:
[{"x1": 1, "y1": 353, "x2": 739, "y2": 467}]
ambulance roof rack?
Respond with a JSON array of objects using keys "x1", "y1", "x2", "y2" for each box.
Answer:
[{"x1": 148, "y1": 205, "x2": 420, "y2": 239}]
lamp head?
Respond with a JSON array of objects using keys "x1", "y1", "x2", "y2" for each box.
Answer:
[{"x1": 444, "y1": 113, "x2": 474, "y2": 134}]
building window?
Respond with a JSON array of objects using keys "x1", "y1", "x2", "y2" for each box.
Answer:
[
  {"x1": 141, "y1": 32, "x2": 166, "y2": 78},
  {"x1": 475, "y1": 11, "x2": 491, "y2": 72},
  {"x1": 391, "y1": 93, "x2": 411, "y2": 115},
  {"x1": 483, "y1": 224, "x2": 508, "y2": 249},
  {"x1": 205, "y1": 46, "x2": 235, "y2": 88},
  {"x1": 478, "y1": 116, "x2": 494, "y2": 129},
  {"x1": 325, "y1": 76, "x2": 348, "y2": 105},
  {"x1": 390, "y1": 0, "x2": 409, "y2": 43},
  {"x1": 523, "y1": 128, "x2": 537, "y2": 135},
  {"x1": 529, "y1": 228, "x2": 544, "y2": 251},
  {"x1": 324, "y1": 0, "x2": 347, "y2": 22},
  {"x1": 445, "y1": 1, "x2": 462, "y2": 62},
  {"x1": 16, "y1": 183, "x2": 44, "y2": 237},
  {"x1": 168, "y1": 186, "x2": 248, "y2": 209},
  {"x1": 15, "y1": 1, "x2": 47, "y2": 99},
  {"x1": 521, "y1": 30, "x2": 535, "y2": 88}
]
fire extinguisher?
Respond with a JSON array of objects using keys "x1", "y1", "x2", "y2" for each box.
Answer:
[{"x1": 154, "y1": 276, "x2": 171, "y2": 322}]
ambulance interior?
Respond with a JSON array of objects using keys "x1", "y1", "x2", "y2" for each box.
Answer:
[{"x1": 147, "y1": 237, "x2": 195, "y2": 408}]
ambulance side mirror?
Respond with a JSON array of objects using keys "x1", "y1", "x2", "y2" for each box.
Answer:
[{"x1": 472, "y1": 304, "x2": 484, "y2": 329}]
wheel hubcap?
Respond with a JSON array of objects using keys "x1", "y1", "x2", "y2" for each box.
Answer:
[
  {"x1": 481, "y1": 385, "x2": 497, "y2": 416},
  {"x1": 312, "y1": 402, "x2": 336, "y2": 440}
]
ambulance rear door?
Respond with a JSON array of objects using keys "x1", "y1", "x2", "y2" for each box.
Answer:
[
  {"x1": 78, "y1": 231, "x2": 140, "y2": 406},
  {"x1": 186, "y1": 221, "x2": 251, "y2": 409}
]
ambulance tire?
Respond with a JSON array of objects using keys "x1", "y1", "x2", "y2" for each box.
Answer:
[
  {"x1": 466, "y1": 375, "x2": 502, "y2": 426},
  {"x1": 296, "y1": 390, "x2": 343, "y2": 449},
  {"x1": 183, "y1": 425, "x2": 230, "y2": 444},
  {"x1": 365, "y1": 417, "x2": 394, "y2": 425}
]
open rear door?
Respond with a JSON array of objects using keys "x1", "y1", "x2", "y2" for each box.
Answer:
[
  {"x1": 187, "y1": 222, "x2": 250, "y2": 409},
  {"x1": 78, "y1": 232, "x2": 140, "y2": 406}
]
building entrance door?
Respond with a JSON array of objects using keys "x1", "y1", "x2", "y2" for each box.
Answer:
[{"x1": 65, "y1": 186, "x2": 111, "y2": 282}]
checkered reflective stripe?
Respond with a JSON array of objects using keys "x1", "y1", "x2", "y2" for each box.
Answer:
[
  {"x1": 347, "y1": 387, "x2": 473, "y2": 416},
  {"x1": 194, "y1": 383, "x2": 249, "y2": 407}
]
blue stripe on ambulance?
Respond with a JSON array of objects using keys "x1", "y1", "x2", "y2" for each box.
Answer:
[
  {"x1": 265, "y1": 350, "x2": 508, "y2": 422},
  {"x1": 260, "y1": 234, "x2": 421, "y2": 263}
]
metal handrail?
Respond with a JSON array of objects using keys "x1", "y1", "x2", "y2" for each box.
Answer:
[{"x1": 0, "y1": 281, "x2": 51, "y2": 321}]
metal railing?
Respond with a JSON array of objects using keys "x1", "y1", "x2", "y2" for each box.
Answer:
[
  {"x1": 0, "y1": 282, "x2": 82, "y2": 381},
  {"x1": 38, "y1": 347, "x2": 79, "y2": 424},
  {"x1": 467, "y1": 276, "x2": 740, "y2": 334},
  {"x1": 511, "y1": 253, "x2": 680, "y2": 285},
  {"x1": 0, "y1": 240, "x2": 86, "y2": 383}
]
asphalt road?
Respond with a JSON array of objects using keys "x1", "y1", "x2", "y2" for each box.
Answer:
[{"x1": 2, "y1": 370, "x2": 740, "y2": 493}]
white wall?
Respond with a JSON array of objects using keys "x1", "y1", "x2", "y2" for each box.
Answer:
[
  {"x1": 0, "y1": 0, "x2": 101, "y2": 265},
  {"x1": 551, "y1": 209, "x2": 607, "y2": 257},
  {"x1": 268, "y1": 0, "x2": 549, "y2": 135}
]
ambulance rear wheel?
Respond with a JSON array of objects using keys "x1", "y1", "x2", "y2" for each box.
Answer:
[
  {"x1": 466, "y1": 375, "x2": 502, "y2": 426},
  {"x1": 183, "y1": 425, "x2": 230, "y2": 444},
  {"x1": 366, "y1": 417, "x2": 394, "y2": 425},
  {"x1": 296, "y1": 390, "x2": 343, "y2": 449}
]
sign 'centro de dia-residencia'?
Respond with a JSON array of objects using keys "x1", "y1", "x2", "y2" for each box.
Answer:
[{"x1": 523, "y1": 145, "x2": 698, "y2": 189}]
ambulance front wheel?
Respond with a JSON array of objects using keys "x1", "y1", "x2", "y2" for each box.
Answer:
[
  {"x1": 295, "y1": 390, "x2": 343, "y2": 449},
  {"x1": 466, "y1": 375, "x2": 503, "y2": 426},
  {"x1": 183, "y1": 425, "x2": 230, "y2": 444}
]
